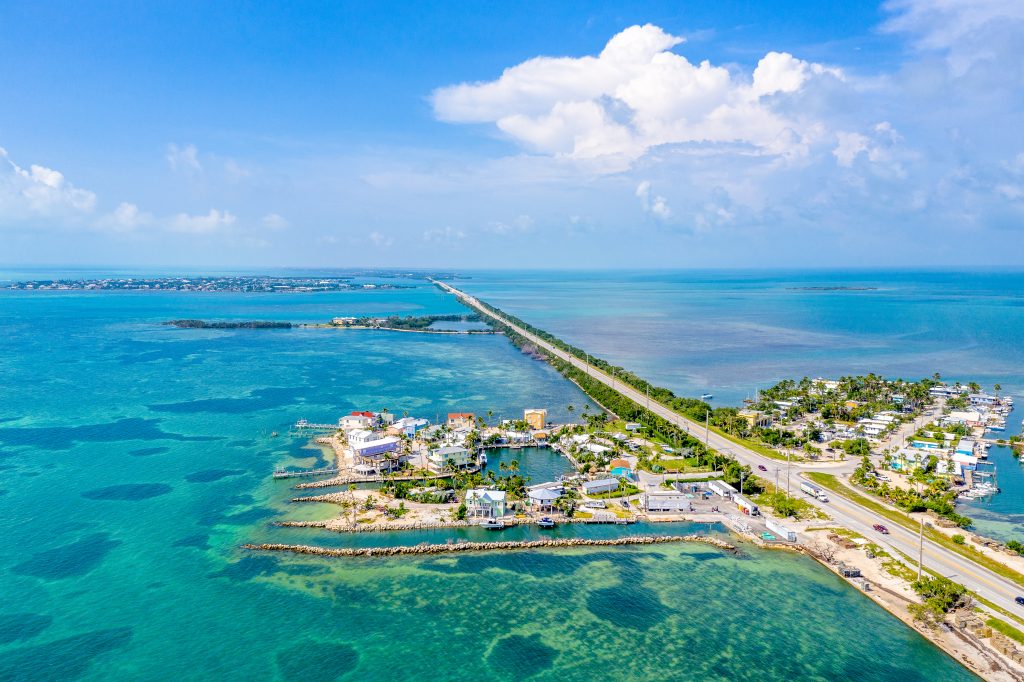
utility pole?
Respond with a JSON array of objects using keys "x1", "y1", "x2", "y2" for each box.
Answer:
[
  {"x1": 775, "y1": 467, "x2": 780, "y2": 493},
  {"x1": 918, "y1": 516, "x2": 924, "y2": 581},
  {"x1": 646, "y1": 385, "x2": 650, "y2": 411},
  {"x1": 704, "y1": 410, "x2": 709, "y2": 449},
  {"x1": 740, "y1": 471, "x2": 746, "y2": 496}
]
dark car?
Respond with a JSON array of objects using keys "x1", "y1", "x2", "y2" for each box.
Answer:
[
  {"x1": 873, "y1": 524, "x2": 890, "y2": 534},
  {"x1": 758, "y1": 465, "x2": 767, "y2": 471},
  {"x1": 1015, "y1": 596, "x2": 1024, "y2": 607}
]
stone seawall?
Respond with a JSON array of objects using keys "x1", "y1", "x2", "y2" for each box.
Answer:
[{"x1": 243, "y1": 534, "x2": 736, "y2": 558}]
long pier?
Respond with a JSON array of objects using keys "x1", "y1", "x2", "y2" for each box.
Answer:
[
  {"x1": 272, "y1": 466, "x2": 339, "y2": 479},
  {"x1": 292, "y1": 420, "x2": 338, "y2": 433}
]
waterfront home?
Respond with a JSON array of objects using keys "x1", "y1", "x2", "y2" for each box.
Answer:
[
  {"x1": 347, "y1": 428, "x2": 382, "y2": 446},
  {"x1": 944, "y1": 410, "x2": 984, "y2": 427},
  {"x1": 582, "y1": 478, "x2": 619, "y2": 496},
  {"x1": 388, "y1": 417, "x2": 429, "y2": 438},
  {"x1": 584, "y1": 443, "x2": 611, "y2": 455},
  {"x1": 339, "y1": 413, "x2": 373, "y2": 430},
  {"x1": 956, "y1": 439, "x2": 977, "y2": 456},
  {"x1": 527, "y1": 487, "x2": 561, "y2": 512},
  {"x1": 624, "y1": 422, "x2": 642, "y2": 432},
  {"x1": 524, "y1": 408, "x2": 547, "y2": 430},
  {"x1": 376, "y1": 410, "x2": 395, "y2": 425},
  {"x1": 533, "y1": 431, "x2": 548, "y2": 442},
  {"x1": 609, "y1": 458, "x2": 634, "y2": 479},
  {"x1": 465, "y1": 489, "x2": 506, "y2": 518},
  {"x1": 571, "y1": 434, "x2": 591, "y2": 445},
  {"x1": 352, "y1": 436, "x2": 402, "y2": 474},
  {"x1": 969, "y1": 393, "x2": 1002, "y2": 407},
  {"x1": 427, "y1": 445, "x2": 473, "y2": 473},
  {"x1": 930, "y1": 385, "x2": 966, "y2": 398},
  {"x1": 504, "y1": 430, "x2": 530, "y2": 444},
  {"x1": 447, "y1": 412, "x2": 476, "y2": 429},
  {"x1": 642, "y1": 491, "x2": 692, "y2": 512}
]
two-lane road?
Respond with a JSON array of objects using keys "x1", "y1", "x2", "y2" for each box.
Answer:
[{"x1": 436, "y1": 279, "x2": 1024, "y2": 616}]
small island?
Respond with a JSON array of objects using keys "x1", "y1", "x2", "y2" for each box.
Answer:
[{"x1": 162, "y1": 314, "x2": 498, "y2": 334}]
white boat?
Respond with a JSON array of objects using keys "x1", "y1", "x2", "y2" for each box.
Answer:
[
  {"x1": 479, "y1": 519, "x2": 506, "y2": 530},
  {"x1": 537, "y1": 517, "x2": 556, "y2": 529},
  {"x1": 701, "y1": 393, "x2": 714, "y2": 400},
  {"x1": 479, "y1": 452, "x2": 487, "y2": 464}
]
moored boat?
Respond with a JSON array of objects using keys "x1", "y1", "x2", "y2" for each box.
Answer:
[
  {"x1": 537, "y1": 517, "x2": 556, "y2": 528},
  {"x1": 479, "y1": 519, "x2": 506, "y2": 530}
]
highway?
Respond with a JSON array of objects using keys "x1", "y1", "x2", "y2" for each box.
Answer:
[{"x1": 435, "y1": 279, "x2": 1024, "y2": 617}]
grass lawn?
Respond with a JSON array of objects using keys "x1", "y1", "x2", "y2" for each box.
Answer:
[
  {"x1": 806, "y1": 472, "x2": 1024, "y2": 589},
  {"x1": 988, "y1": 617, "x2": 1024, "y2": 645},
  {"x1": 708, "y1": 425, "x2": 801, "y2": 462},
  {"x1": 655, "y1": 456, "x2": 713, "y2": 473},
  {"x1": 587, "y1": 483, "x2": 640, "y2": 499}
]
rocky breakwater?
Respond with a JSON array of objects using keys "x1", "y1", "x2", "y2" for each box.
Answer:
[
  {"x1": 242, "y1": 534, "x2": 736, "y2": 558},
  {"x1": 275, "y1": 520, "x2": 472, "y2": 532}
]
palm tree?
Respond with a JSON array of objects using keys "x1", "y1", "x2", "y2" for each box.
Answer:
[{"x1": 509, "y1": 459, "x2": 520, "y2": 475}]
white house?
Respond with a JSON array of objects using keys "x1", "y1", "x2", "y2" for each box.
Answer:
[
  {"x1": 427, "y1": 445, "x2": 472, "y2": 473},
  {"x1": 339, "y1": 414, "x2": 373, "y2": 430},
  {"x1": 465, "y1": 489, "x2": 506, "y2": 518},
  {"x1": 527, "y1": 487, "x2": 562, "y2": 511},
  {"x1": 347, "y1": 429, "x2": 380, "y2": 447}
]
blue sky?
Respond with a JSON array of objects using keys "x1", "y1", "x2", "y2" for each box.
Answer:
[{"x1": 1, "y1": 1, "x2": 1022, "y2": 269}]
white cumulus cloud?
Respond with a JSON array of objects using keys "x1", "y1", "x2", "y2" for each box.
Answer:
[
  {"x1": 261, "y1": 213, "x2": 289, "y2": 230},
  {"x1": 0, "y1": 147, "x2": 97, "y2": 222},
  {"x1": 432, "y1": 24, "x2": 842, "y2": 165},
  {"x1": 423, "y1": 226, "x2": 467, "y2": 243},
  {"x1": 95, "y1": 202, "x2": 154, "y2": 233},
  {"x1": 166, "y1": 143, "x2": 202, "y2": 174},
  {"x1": 636, "y1": 180, "x2": 672, "y2": 220},
  {"x1": 169, "y1": 208, "x2": 236, "y2": 234},
  {"x1": 368, "y1": 231, "x2": 394, "y2": 248}
]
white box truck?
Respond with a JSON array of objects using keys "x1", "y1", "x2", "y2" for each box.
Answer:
[{"x1": 800, "y1": 480, "x2": 829, "y2": 502}]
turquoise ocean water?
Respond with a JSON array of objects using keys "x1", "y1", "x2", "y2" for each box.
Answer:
[{"x1": 0, "y1": 273, "x2": 983, "y2": 680}]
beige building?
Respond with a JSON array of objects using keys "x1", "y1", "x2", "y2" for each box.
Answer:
[{"x1": 524, "y1": 408, "x2": 547, "y2": 430}]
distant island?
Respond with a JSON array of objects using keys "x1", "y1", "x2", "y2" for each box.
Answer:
[
  {"x1": 163, "y1": 314, "x2": 497, "y2": 334},
  {"x1": 787, "y1": 286, "x2": 879, "y2": 291},
  {"x1": 164, "y1": 320, "x2": 293, "y2": 329},
  {"x1": 2, "y1": 276, "x2": 414, "y2": 292}
]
